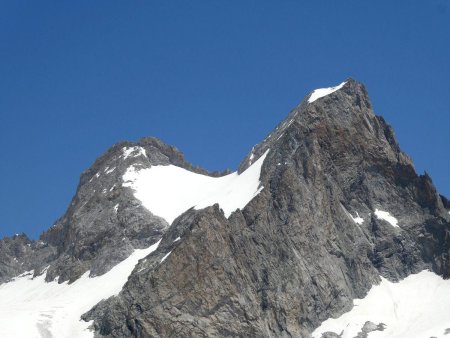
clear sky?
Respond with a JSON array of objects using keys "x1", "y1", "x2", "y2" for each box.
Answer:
[{"x1": 1, "y1": 1, "x2": 449, "y2": 239}]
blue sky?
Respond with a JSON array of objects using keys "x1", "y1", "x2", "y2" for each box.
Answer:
[{"x1": 1, "y1": 1, "x2": 449, "y2": 239}]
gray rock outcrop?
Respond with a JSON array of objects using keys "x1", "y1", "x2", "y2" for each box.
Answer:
[{"x1": 0, "y1": 233, "x2": 56, "y2": 283}]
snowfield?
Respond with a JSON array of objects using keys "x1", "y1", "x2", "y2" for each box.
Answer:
[
  {"x1": 0, "y1": 240, "x2": 160, "y2": 338},
  {"x1": 123, "y1": 149, "x2": 270, "y2": 224},
  {"x1": 312, "y1": 270, "x2": 450, "y2": 338}
]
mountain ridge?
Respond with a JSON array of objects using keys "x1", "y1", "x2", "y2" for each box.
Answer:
[
  {"x1": 84, "y1": 78, "x2": 449, "y2": 336},
  {"x1": 0, "y1": 78, "x2": 449, "y2": 337}
]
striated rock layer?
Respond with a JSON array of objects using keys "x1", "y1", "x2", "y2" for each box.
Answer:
[{"x1": 81, "y1": 79, "x2": 449, "y2": 337}]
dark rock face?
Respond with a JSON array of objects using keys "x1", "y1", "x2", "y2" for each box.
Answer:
[{"x1": 83, "y1": 79, "x2": 449, "y2": 337}]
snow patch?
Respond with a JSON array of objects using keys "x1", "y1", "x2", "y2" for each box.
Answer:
[
  {"x1": 160, "y1": 251, "x2": 172, "y2": 264},
  {"x1": 341, "y1": 204, "x2": 364, "y2": 225},
  {"x1": 173, "y1": 237, "x2": 181, "y2": 242},
  {"x1": 352, "y1": 212, "x2": 364, "y2": 225},
  {"x1": 16, "y1": 270, "x2": 34, "y2": 279},
  {"x1": 249, "y1": 151, "x2": 255, "y2": 165},
  {"x1": 308, "y1": 81, "x2": 346, "y2": 103},
  {"x1": 0, "y1": 240, "x2": 161, "y2": 338},
  {"x1": 122, "y1": 146, "x2": 147, "y2": 160},
  {"x1": 375, "y1": 208, "x2": 399, "y2": 227},
  {"x1": 312, "y1": 270, "x2": 450, "y2": 338},
  {"x1": 105, "y1": 167, "x2": 116, "y2": 175},
  {"x1": 123, "y1": 149, "x2": 270, "y2": 224}
]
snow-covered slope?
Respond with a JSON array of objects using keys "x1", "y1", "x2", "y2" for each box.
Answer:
[
  {"x1": 312, "y1": 270, "x2": 450, "y2": 338},
  {"x1": 123, "y1": 149, "x2": 270, "y2": 224},
  {"x1": 0, "y1": 241, "x2": 160, "y2": 338}
]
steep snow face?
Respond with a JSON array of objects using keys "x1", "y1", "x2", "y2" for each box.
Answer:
[
  {"x1": 312, "y1": 270, "x2": 450, "y2": 338},
  {"x1": 123, "y1": 149, "x2": 270, "y2": 224},
  {"x1": 308, "y1": 81, "x2": 346, "y2": 103},
  {"x1": 0, "y1": 240, "x2": 161, "y2": 338}
]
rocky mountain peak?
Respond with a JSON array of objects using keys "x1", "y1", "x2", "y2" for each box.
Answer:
[
  {"x1": 38, "y1": 137, "x2": 201, "y2": 283},
  {"x1": 239, "y1": 78, "x2": 396, "y2": 173},
  {"x1": 78, "y1": 78, "x2": 449, "y2": 337},
  {"x1": 0, "y1": 134, "x2": 231, "y2": 285},
  {"x1": 0, "y1": 78, "x2": 448, "y2": 338}
]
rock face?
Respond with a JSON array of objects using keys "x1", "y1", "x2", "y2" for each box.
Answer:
[
  {"x1": 1, "y1": 78, "x2": 449, "y2": 337},
  {"x1": 0, "y1": 234, "x2": 56, "y2": 284},
  {"x1": 82, "y1": 79, "x2": 449, "y2": 337}
]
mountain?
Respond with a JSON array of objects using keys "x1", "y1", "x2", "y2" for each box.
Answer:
[{"x1": 0, "y1": 79, "x2": 449, "y2": 338}]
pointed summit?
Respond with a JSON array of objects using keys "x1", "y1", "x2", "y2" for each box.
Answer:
[
  {"x1": 238, "y1": 78, "x2": 374, "y2": 172},
  {"x1": 304, "y1": 77, "x2": 371, "y2": 109}
]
